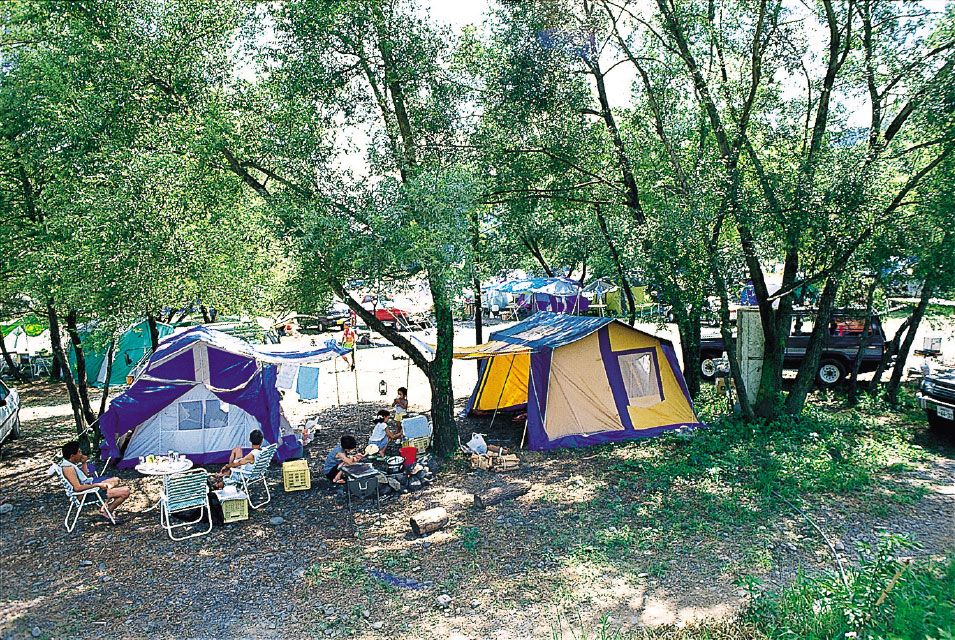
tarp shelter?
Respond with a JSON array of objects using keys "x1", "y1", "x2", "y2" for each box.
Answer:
[
  {"x1": 100, "y1": 326, "x2": 348, "y2": 468},
  {"x1": 485, "y1": 277, "x2": 589, "y2": 315},
  {"x1": 458, "y1": 312, "x2": 703, "y2": 450},
  {"x1": 1, "y1": 315, "x2": 51, "y2": 356},
  {"x1": 68, "y1": 320, "x2": 174, "y2": 387}
]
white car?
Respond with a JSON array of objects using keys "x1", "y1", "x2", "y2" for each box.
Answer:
[{"x1": 0, "y1": 380, "x2": 21, "y2": 447}]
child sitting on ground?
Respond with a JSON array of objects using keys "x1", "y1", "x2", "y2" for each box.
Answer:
[
  {"x1": 324, "y1": 435, "x2": 363, "y2": 484},
  {"x1": 368, "y1": 409, "x2": 402, "y2": 455}
]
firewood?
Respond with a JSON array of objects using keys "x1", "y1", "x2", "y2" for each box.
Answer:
[
  {"x1": 473, "y1": 480, "x2": 531, "y2": 510},
  {"x1": 409, "y1": 507, "x2": 449, "y2": 536}
]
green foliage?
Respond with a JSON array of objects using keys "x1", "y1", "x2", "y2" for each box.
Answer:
[{"x1": 747, "y1": 543, "x2": 955, "y2": 640}]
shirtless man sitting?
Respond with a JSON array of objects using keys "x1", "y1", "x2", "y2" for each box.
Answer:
[{"x1": 60, "y1": 440, "x2": 130, "y2": 523}]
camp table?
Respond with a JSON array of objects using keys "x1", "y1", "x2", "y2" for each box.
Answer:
[{"x1": 135, "y1": 457, "x2": 194, "y2": 511}]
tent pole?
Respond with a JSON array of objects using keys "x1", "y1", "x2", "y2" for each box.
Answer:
[
  {"x1": 354, "y1": 363, "x2": 360, "y2": 430},
  {"x1": 488, "y1": 354, "x2": 517, "y2": 432},
  {"x1": 334, "y1": 357, "x2": 341, "y2": 407}
]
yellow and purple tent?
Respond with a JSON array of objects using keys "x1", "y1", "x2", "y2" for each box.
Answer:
[{"x1": 459, "y1": 312, "x2": 703, "y2": 450}]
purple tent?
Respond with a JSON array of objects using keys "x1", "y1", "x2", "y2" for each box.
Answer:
[{"x1": 100, "y1": 326, "x2": 348, "y2": 468}]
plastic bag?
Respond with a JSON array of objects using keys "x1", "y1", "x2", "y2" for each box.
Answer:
[{"x1": 465, "y1": 433, "x2": 488, "y2": 455}]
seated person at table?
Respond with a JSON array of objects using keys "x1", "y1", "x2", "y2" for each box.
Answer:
[
  {"x1": 218, "y1": 429, "x2": 265, "y2": 479},
  {"x1": 60, "y1": 440, "x2": 130, "y2": 522},
  {"x1": 369, "y1": 409, "x2": 402, "y2": 454},
  {"x1": 324, "y1": 435, "x2": 363, "y2": 484}
]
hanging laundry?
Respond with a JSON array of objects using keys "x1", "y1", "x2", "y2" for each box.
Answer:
[
  {"x1": 276, "y1": 363, "x2": 299, "y2": 390},
  {"x1": 296, "y1": 366, "x2": 321, "y2": 400}
]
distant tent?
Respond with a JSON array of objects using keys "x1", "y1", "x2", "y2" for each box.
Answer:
[
  {"x1": 68, "y1": 320, "x2": 173, "y2": 387},
  {"x1": 457, "y1": 312, "x2": 703, "y2": 450},
  {"x1": 100, "y1": 326, "x2": 348, "y2": 468},
  {"x1": 485, "y1": 277, "x2": 590, "y2": 315},
  {"x1": 1, "y1": 315, "x2": 51, "y2": 356}
]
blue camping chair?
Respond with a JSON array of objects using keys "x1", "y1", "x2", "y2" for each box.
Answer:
[
  {"x1": 159, "y1": 470, "x2": 212, "y2": 541},
  {"x1": 225, "y1": 443, "x2": 278, "y2": 509}
]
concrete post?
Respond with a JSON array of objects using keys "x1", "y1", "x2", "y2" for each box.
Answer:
[{"x1": 737, "y1": 307, "x2": 764, "y2": 406}]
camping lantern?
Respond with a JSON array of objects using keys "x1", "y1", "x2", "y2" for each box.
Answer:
[{"x1": 379, "y1": 380, "x2": 388, "y2": 396}]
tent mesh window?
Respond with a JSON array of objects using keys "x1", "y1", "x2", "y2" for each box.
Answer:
[
  {"x1": 618, "y1": 352, "x2": 663, "y2": 408},
  {"x1": 178, "y1": 401, "x2": 204, "y2": 430}
]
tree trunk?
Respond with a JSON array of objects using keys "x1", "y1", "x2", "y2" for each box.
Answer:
[
  {"x1": 473, "y1": 275, "x2": 483, "y2": 371},
  {"x1": 428, "y1": 277, "x2": 457, "y2": 457},
  {"x1": 884, "y1": 277, "x2": 934, "y2": 405},
  {"x1": 0, "y1": 331, "x2": 26, "y2": 383},
  {"x1": 474, "y1": 480, "x2": 531, "y2": 510},
  {"x1": 46, "y1": 299, "x2": 88, "y2": 449},
  {"x1": 147, "y1": 314, "x2": 160, "y2": 350},
  {"x1": 99, "y1": 339, "x2": 115, "y2": 418},
  {"x1": 784, "y1": 277, "x2": 840, "y2": 415},
  {"x1": 595, "y1": 204, "x2": 635, "y2": 324},
  {"x1": 409, "y1": 507, "x2": 449, "y2": 536},
  {"x1": 868, "y1": 317, "x2": 911, "y2": 394},
  {"x1": 709, "y1": 254, "x2": 756, "y2": 421},
  {"x1": 677, "y1": 310, "x2": 702, "y2": 399},
  {"x1": 64, "y1": 310, "x2": 97, "y2": 425},
  {"x1": 848, "y1": 277, "x2": 879, "y2": 405}
]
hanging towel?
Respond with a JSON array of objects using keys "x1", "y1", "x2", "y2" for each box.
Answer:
[
  {"x1": 296, "y1": 366, "x2": 320, "y2": 400},
  {"x1": 276, "y1": 364, "x2": 299, "y2": 390}
]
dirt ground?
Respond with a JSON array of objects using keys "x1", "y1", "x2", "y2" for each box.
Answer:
[{"x1": 1, "y1": 322, "x2": 954, "y2": 640}]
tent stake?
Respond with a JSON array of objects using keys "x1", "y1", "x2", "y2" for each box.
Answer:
[{"x1": 488, "y1": 354, "x2": 516, "y2": 432}]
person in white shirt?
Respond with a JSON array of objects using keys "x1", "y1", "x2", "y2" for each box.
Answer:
[
  {"x1": 368, "y1": 409, "x2": 402, "y2": 454},
  {"x1": 60, "y1": 440, "x2": 130, "y2": 523},
  {"x1": 218, "y1": 429, "x2": 265, "y2": 478}
]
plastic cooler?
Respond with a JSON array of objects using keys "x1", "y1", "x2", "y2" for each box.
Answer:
[{"x1": 282, "y1": 459, "x2": 311, "y2": 492}]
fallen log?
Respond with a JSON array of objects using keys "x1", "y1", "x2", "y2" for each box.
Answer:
[
  {"x1": 473, "y1": 481, "x2": 531, "y2": 510},
  {"x1": 409, "y1": 507, "x2": 449, "y2": 536}
]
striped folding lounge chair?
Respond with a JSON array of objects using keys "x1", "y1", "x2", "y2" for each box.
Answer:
[
  {"x1": 48, "y1": 463, "x2": 115, "y2": 532},
  {"x1": 159, "y1": 469, "x2": 212, "y2": 540},
  {"x1": 225, "y1": 443, "x2": 278, "y2": 509}
]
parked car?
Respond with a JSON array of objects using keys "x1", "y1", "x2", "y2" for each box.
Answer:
[
  {"x1": 296, "y1": 303, "x2": 353, "y2": 333},
  {"x1": 360, "y1": 294, "x2": 410, "y2": 329},
  {"x1": 917, "y1": 369, "x2": 955, "y2": 431},
  {"x1": 0, "y1": 379, "x2": 21, "y2": 448},
  {"x1": 699, "y1": 310, "x2": 890, "y2": 387}
]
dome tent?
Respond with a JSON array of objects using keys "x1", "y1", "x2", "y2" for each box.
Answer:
[
  {"x1": 100, "y1": 326, "x2": 347, "y2": 468},
  {"x1": 458, "y1": 312, "x2": 703, "y2": 450}
]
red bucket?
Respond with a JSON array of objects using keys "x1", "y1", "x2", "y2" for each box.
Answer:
[{"x1": 399, "y1": 446, "x2": 418, "y2": 467}]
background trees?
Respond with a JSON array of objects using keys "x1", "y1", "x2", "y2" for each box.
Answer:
[{"x1": 2, "y1": 0, "x2": 954, "y2": 447}]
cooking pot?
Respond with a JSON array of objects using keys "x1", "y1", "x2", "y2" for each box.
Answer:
[{"x1": 386, "y1": 456, "x2": 405, "y2": 474}]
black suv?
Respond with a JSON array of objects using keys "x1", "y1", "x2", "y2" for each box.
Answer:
[
  {"x1": 700, "y1": 310, "x2": 889, "y2": 387},
  {"x1": 917, "y1": 370, "x2": 955, "y2": 430}
]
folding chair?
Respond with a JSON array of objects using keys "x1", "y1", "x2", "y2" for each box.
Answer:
[
  {"x1": 47, "y1": 464, "x2": 115, "y2": 532},
  {"x1": 159, "y1": 469, "x2": 212, "y2": 541},
  {"x1": 225, "y1": 443, "x2": 278, "y2": 509}
]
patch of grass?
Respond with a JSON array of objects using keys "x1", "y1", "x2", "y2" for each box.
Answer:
[{"x1": 745, "y1": 536, "x2": 955, "y2": 640}]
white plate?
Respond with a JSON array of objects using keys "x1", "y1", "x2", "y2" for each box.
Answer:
[{"x1": 938, "y1": 406, "x2": 954, "y2": 420}]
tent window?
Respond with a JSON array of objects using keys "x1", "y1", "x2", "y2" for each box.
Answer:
[
  {"x1": 204, "y1": 400, "x2": 229, "y2": 429},
  {"x1": 178, "y1": 401, "x2": 203, "y2": 431},
  {"x1": 618, "y1": 352, "x2": 662, "y2": 406}
]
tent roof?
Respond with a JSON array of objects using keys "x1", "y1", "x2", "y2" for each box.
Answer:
[
  {"x1": 150, "y1": 325, "x2": 348, "y2": 370},
  {"x1": 451, "y1": 312, "x2": 671, "y2": 360}
]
